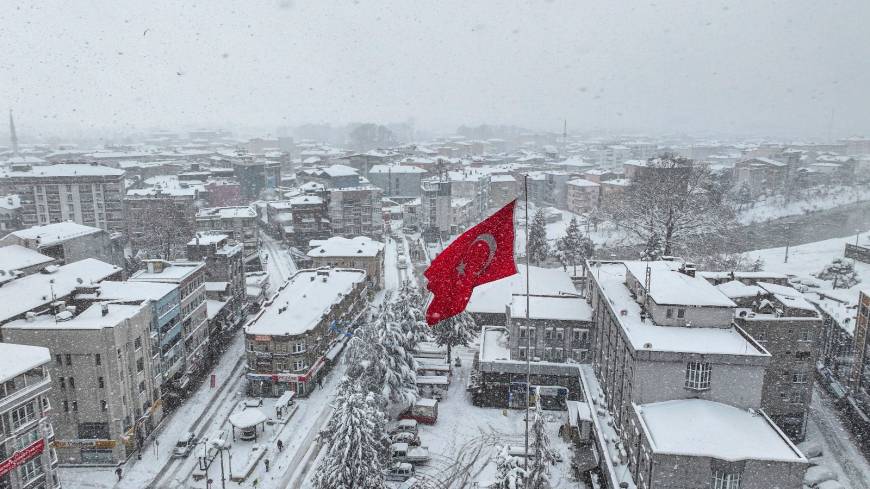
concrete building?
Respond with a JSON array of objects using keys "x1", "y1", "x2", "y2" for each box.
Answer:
[
  {"x1": 186, "y1": 233, "x2": 247, "y2": 332},
  {"x1": 124, "y1": 185, "x2": 198, "y2": 259},
  {"x1": 717, "y1": 281, "x2": 823, "y2": 440},
  {"x1": 0, "y1": 194, "x2": 22, "y2": 232},
  {"x1": 1, "y1": 221, "x2": 124, "y2": 268},
  {"x1": 245, "y1": 268, "x2": 367, "y2": 397},
  {"x1": 230, "y1": 155, "x2": 280, "y2": 200},
  {"x1": 3, "y1": 302, "x2": 163, "y2": 465},
  {"x1": 0, "y1": 343, "x2": 61, "y2": 489},
  {"x1": 130, "y1": 260, "x2": 209, "y2": 386},
  {"x1": 326, "y1": 186, "x2": 384, "y2": 238},
  {"x1": 297, "y1": 165, "x2": 361, "y2": 189},
  {"x1": 195, "y1": 207, "x2": 259, "y2": 267},
  {"x1": 307, "y1": 236, "x2": 385, "y2": 289},
  {"x1": 488, "y1": 174, "x2": 518, "y2": 209},
  {"x1": 73, "y1": 280, "x2": 184, "y2": 401},
  {"x1": 732, "y1": 157, "x2": 788, "y2": 196},
  {"x1": 0, "y1": 245, "x2": 54, "y2": 284},
  {"x1": 420, "y1": 178, "x2": 451, "y2": 241},
  {"x1": 367, "y1": 164, "x2": 426, "y2": 198},
  {"x1": 0, "y1": 164, "x2": 126, "y2": 234},
  {"x1": 285, "y1": 194, "x2": 331, "y2": 246},
  {"x1": 565, "y1": 178, "x2": 600, "y2": 215},
  {"x1": 447, "y1": 170, "x2": 490, "y2": 221}
]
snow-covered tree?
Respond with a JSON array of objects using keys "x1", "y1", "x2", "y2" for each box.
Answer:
[
  {"x1": 313, "y1": 384, "x2": 387, "y2": 489},
  {"x1": 527, "y1": 209, "x2": 550, "y2": 266},
  {"x1": 605, "y1": 153, "x2": 737, "y2": 257},
  {"x1": 527, "y1": 400, "x2": 556, "y2": 489},
  {"x1": 818, "y1": 258, "x2": 862, "y2": 289},
  {"x1": 378, "y1": 304, "x2": 418, "y2": 407},
  {"x1": 396, "y1": 281, "x2": 429, "y2": 347},
  {"x1": 640, "y1": 232, "x2": 664, "y2": 261},
  {"x1": 344, "y1": 317, "x2": 387, "y2": 396},
  {"x1": 555, "y1": 217, "x2": 594, "y2": 275},
  {"x1": 431, "y1": 311, "x2": 476, "y2": 365},
  {"x1": 492, "y1": 445, "x2": 527, "y2": 489},
  {"x1": 749, "y1": 256, "x2": 765, "y2": 272}
]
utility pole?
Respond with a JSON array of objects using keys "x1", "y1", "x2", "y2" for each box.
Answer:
[
  {"x1": 523, "y1": 175, "x2": 532, "y2": 480},
  {"x1": 784, "y1": 222, "x2": 793, "y2": 263}
]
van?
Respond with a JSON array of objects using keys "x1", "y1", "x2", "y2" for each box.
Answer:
[
  {"x1": 384, "y1": 462, "x2": 415, "y2": 482},
  {"x1": 171, "y1": 432, "x2": 196, "y2": 458}
]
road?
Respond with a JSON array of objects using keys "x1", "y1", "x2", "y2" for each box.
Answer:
[
  {"x1": 808, "y1": 387, "x2": 870, "y2": 488},
  {"x1": 261, "y1": 232, "x2": 297, "y2": 286}
]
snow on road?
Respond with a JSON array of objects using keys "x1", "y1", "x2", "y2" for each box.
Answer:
[{"x1": 806, "y1": 387, "x2": 870, "y2": 489}]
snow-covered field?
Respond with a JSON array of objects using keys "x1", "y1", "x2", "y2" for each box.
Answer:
[{"x1": 738, "y1": 185, "x2": 870, "y2": 225}]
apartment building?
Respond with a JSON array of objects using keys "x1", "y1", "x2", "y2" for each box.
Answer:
[
  {"x1": 230, "y1": 155, "x2": 280, "y2": 200},
  {"x1": 125, "y1": 185, "x2": 198, "y2": 259},
  {"x1": 245, "y1": 268, "x2": 367, "y2": 397},
  {"x1": 367, "y1": 164, "x2": 426, "y2": 198},
  {"x1": 130, "y1": 260, "x2": 209, "y2": 387},
  {"x1": 326, "y1": 186, "x2": 384, "y2": 239},
  {"x1": 1, "y1": 221, "x2": 124, "y2": 268},
  {"x1": 186, "y1": 233, "x2": 247, "y2": 331},
  {"x1": 0, "y1": 164, "x2": 126, "y2": 234},
  {"x1": 307, "y1": 236, "x2": 384, "y2": 290},
  {"x1": 447, "y1": 170, "x2": 490, "y2": 221},
  {"x1": 420, "y1": 178, "x2": 451, "y2": 240},
  {"x1": 195, "y1": 207, "x2": 259, "y2": 266},
  {"x1": 565, "y1": 178, "x2": 600, "y2": 215},
  {"x1": 3, "y1": 302, "x2": 162, "y2": 465},
  {"x1": 488, "y1": 174, "x2": 518, "y2": 209},
  {"x1": 0, "y1": 343, "x2": 60, "y2": 489},
  {"x1": 0, "y1": 194, "x2": 22, "y2": 232}
]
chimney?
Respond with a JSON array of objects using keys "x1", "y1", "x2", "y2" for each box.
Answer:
[
  {"x1": 679, "y1": 263, "x2": 696, "y2": 278},
  {"x1": 101, "y1": 303, "x2": 109, "y2": 317},
  {"x1": 147, "y1": 260, "x2": 156, "y2": 274}
]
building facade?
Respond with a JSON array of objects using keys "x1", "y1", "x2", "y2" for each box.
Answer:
[
  {"x1": 326, "y1": 187, "x2": 384, "y2": 239},
  {"x1": 307, "y1": 236, "x2": 384, "y2": 289},
  {"x1": 1, "y1": 222, "x2": 124, "y2": 268},
  {"x1": 124, "y1": 189, "x2": 197, "y2": 259},
  {"x1": 195, "y1": 207, "x2": 259, "y2": 266}
]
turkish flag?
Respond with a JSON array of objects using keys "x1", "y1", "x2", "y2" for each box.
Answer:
[{"x1": 424, "y1": 200, "x2": 518, "y2": 325}]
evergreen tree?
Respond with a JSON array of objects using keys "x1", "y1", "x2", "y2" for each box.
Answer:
[
  {"x1": 528, "y1": 209, "x2": 550, "y2": 265},
  {"x1": 378, "y1": 303, "x2": 418, "y2": 406},
  {"x1": 396, "y1": 281, "x2": 429, "y2": 347},
  {"x1": 527, "y1": 400, "x2": 556, "y2": 489},
  {"x1": 492, "y1": 446, "x2": 527, "y2": 489},
  {"x1": 555, "y1": 217, "x2": 594, "y2": 275},
  {"x1": 344, "y1": 317, "x2": 387, "y2": 396},
  {"x1": 431, "y1": 311, "x2": 476, "y2": 365},
  {"x1": 818, "y1": 258, "x2": 862, "y2": 289},
  {"x1": 640, "y1": 232, "x2": 664, "y2": 261},
  {"x1": 313, "y1": 384, "x2": 387, "y2": 489},
  {"x1": 749, "y1": 256, "x2": 765, "y2": 272}
]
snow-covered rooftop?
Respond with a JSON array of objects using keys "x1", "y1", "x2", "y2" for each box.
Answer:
[
  {"x1": 467, "y1": 266, "x2": 578, "y2": 315},
  {"x1": 245, "y1": 268, "x2": 366, "y2": 336},
  {"x1": 757, "y1": 282, "x2": 818, "y2": 313},
  {"x1": 307, "y1": 236, "x2": 384, "y2": 258},
  {"x1": 635, "y1": 399, "x2": 806, "y2": 463},
  {"x1": 197, "y1": 206, "x2": 257, "y2": 219},
  {"x1": 4, "y1": 302, "x2": 145, "y2": 330},
  {"x1": 187, "y1": 233, "x2": 229, "y2": 246},
  {"x1": 489, "y1": 174, "x2": 516, "y2": 183},
  {"x1": 623, "y1": 261, "x2": 736, "y2": 307},
  {"x1": 589, "y1": 262, "x2": 767, "y2": 356},
  {"x1": 83, "y1": 280, "x2": 177, "y2": 302},
  {"x1": 0, "y1": 258, "x2": 121, "y2": 322},
  {"x1": 480, "y1": 326, "x2": 511, "y2": 362},
  {"x1": 287, "y1": 195, "x2": 323, "y2": 205},
  {"x1": 0, "y1": 245, "x2": 54, "y2": 277},
  {"x1": 7, "y1": 221, "x2": 103, "y2": 247},
  {"x1": 131, "y1": 261, "x2": 204, "y2": 283},
  {"x1": 0, "y1": 342, "x2": 51, "y2": 384},
  {"x1": 511, "y1": 295, "x2": 592, "y2": 322},
  {"x1": 716, "y1": 280, "x2": 765, "y2": 299},
  {"x1": 0, "y1": 194, "x2": 20, "y2": 210},
  {"x1": 1, "y1": 163, "x2": 124, "y2": 178},
  {"x1": 369, "y1": 164, "x2": 426, "y2": 174},
  {"x1": 566, "y1": 178, "x2": 600, "y2": 188}
]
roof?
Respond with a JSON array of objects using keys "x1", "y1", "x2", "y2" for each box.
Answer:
[
  {"x1": 85, "y1": 280, "x2": 177, "y2": 302},
  {"x1": 588, "y1": 263, "x2": 766, "y2": 356},
  {"x1": 510, "y1": 296, "x2": 592, "y2": 321},
  {"x1": 287, "y1": 195, "x2": 323, "y2": 205},
  {"x1": 369, "y1": 164, "x2": 426, "y2": 174},
  {"x1": 207, "y1": 299, "x2": 228, "y2": 320},
  {"x1": 0, "y1": 258, "x2": 121, "y2": 322},
  {"x1": 130, "y1": 261, "x2": 204, "y2": 283},
  {"x1": 480, "y1": 327, "x2": 511, "y2": 362},
  {"x1": 716, "y1": 280, "x2": 765, "y2": 299},
  {"x1": 757, "y1": 282, "x2": 818, "y2": 312},
  {"x1": 0, "y1": 194, "x2": 20, "y2": 210},
  {"x1": 1, "y1": 163, "x2": 124, "y2": 178},
  {"x1": 623, "y1": 261, "x2": 736, "y2": 307},
  {"x1": 0, "y1": 245, "x2": 54, "y2": 276},
  {"x1": 566, "y1": 178, "x2": 601, "y2": 188},
  {"x1": 245, "y1": 269, "x2": 366, "y2": 336},
  {"x1": 320, "y1": 164, "x2": 359, "y2": 177},
  {"x1": 7, "y1": 221, "x2": 103, "y2": 247},
  {"x1": 187, "y1": 233, "x2": 229, "y2": 246},
  {"x1": 467, "y1": 266, "x2": 578, "y2": 315},
  {"x1": 308, "y1": 236, "x2": 384, "y2": 258},
  {"x1": 490, "y1": 174, "x2": 516, "y2": 183},
  {"x1": 4, "y1": 302, "x2": 145, "y2": 330},
  {"x1": 197, "y1": 206, "x2": 257, "y2": 219},
  {"x1": 635, "y1": 399, "x2": 805, "y2": 463},
  {"x1": 0, "y1": 343, "x2": 51, "y2": 384}
]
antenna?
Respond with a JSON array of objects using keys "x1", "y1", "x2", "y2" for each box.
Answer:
[{"x1": 9, "y1": 110, "x2": 19, "y2": 156}]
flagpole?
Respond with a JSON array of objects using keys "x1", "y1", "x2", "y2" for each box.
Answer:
[{"x1": 523, "y1": 174, "x2": 531, "y2": 477}]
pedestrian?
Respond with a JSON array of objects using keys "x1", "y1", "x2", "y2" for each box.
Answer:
[
  {"x1": 115, "y1": 466, "x2": 123, "y2": 481},
  {"x1": 277, "y1": 439, "x2": 284, "y2": 452},
  {"x1": 252, "y1": 478, "x2": 258, "y2": 488},
  {"x1": 264, "y1": 459, "x2": 270, "y2": 472}
]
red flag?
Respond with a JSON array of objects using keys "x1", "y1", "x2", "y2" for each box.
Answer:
[{"x1": 424, "y1": 200, "x2": 518, "y2": 325}]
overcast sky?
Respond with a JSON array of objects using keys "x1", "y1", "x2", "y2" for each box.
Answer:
[{"x1": 2, "y1": 0, "x2": 869, "y2": 140}]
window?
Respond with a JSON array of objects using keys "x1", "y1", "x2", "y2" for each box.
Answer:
[
  {"x1": 101, "y1": 400, "x2": 108, "y2": 412},
  {"x1": 799, "y1": 330, "x2": 813, "y2": 342},
  {"x1": 554, "y1": 348, "x2": 564, "y2": 361},
  {"x1": 55, "y1": 354, "x2": 62, "y2": 366},
  {"x1": 792, "y1": 371, "x2": 808, "y2": 384},
  {"x1": 519, "y1": 347, "x2": 527, "y2": 359},
  {"x1": 137, "y1": 358, "x2": 144, "y2": 373},
  {"x1": 519, "y1": 327, "x2": 527, "y2": 339},
  {"x1": 139, "y1": 381, "x2": 146, "y2": 393},
  {"x1": 72, "y1": 401, "x2": 78, "y2": 412},
  {"x1": 95, "y1": 353, "x2": 101, "y2": 366},
  {"x1": 20, "y1": 458, "x2": 43, "y2": 483},
  {"x1": 573, "y1": 349, "x2": 589, "y2": 362},
  {"x1": 573, "y1": 328, "x2": 589, "y2": 343},
  {"x1": 712, "y1": 471, "x2": 742, "y2": 489},
  {"x1": 293, "y1": 342, "x2": 305, "y2": 353},
  {"x1": 12, "y1": 403, "x2": 36, "y2": 428},
  {"x1": 556, "y1": 328, "x2": 564, "y2": 340},
  {"x1": 58, "y1": 377, "x2": 66, "y2": 389},
  {"x1": 293, "y1": 361, "x2": 306, "y2": 371},
  {"x1": 545, "y1": 328, "x2": 554, "y2": 340},
  {"x1": 68, "y1": 377, "x2": 75, "y2": 389},
  {"x1": 685, "y1": 362, "x2": 712, "y2": 390},
  {"x1": 789, "y1": 390, "x2": 804, "y2": 404},
  {"x1": 98, "y1": 377, "x2": 105, "y2": 388},
  {"x1": 666, "y1": 308, "x2": 674, "y2": 319},
  {"x1": 677, "y1": 308, "x2": 686, "y2": 318},
  {"x1": 65, "y1": 354, "x2": 72, "y2": 366},
  {"x1": 63, "y1": 401, "x2": 69, "y2": 413},
  {"x1": 134, "y1": 337, "x2": 142, "y2": 351}
]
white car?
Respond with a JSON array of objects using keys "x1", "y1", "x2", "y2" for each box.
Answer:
[{"x1": 398, "y1": 258, "x2": 409, "y2": 269}]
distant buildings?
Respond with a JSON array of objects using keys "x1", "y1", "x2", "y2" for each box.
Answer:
[
  {"x1": 488, "y1": 174, "x2": 518, "y2": 209},
  {"x1": 298, "y1": 164, "x2": 362, "y2": 189},
  {"x1": 0, "y1": 164, "x2": 126, "y2": 234},
  {"x1": 0, "y1": 221, "x2": 124, "y2": 268},
  {"x1": 244, "y1": 268, "x2": 367, "y2": 397},
  {"x1": 307, "y1": 236, "x2": 385, "y2": 289},
  {"x1": 230, "y1": 155, "x2": 280, "y2": 200},
  {"x1": 565, "y1": 178, "x2": 600, "y2": 216},
  {"x1": 0, "y1": 342, "x2": 60, "y2": 489},
  {"x1": 195, "y1": 207, "x2": 260, "y2": 267},
  {"x1": 3, "y1": 302, "x2": 163, "y2": 465},
  {"x1": 367, "y1": 164, "x2": 426, "y2": 198}
]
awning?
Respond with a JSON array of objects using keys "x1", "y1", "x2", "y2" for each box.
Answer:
[{"x1": 229, "y1": 408, "x2": 268, "y2": 429}]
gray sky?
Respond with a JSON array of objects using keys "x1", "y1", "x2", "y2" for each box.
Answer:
[{"x1": 2, "y1": 0, "x2": 869, "y2": 139}]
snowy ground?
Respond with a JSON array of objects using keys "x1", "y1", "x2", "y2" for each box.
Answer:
[
  {"x1": 738, "y1": 185, "x2": 870, "y2": 225},
  {"x1": 804, "y1": 387, "x2": 870, "y2": 489}
]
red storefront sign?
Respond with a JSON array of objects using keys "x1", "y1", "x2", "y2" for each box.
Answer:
[{"x1": 0, "y1": 438, "x2": 45, "y2": 478}]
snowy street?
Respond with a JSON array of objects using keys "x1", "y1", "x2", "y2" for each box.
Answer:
[{"x1": 806, "y1": 387, "x2": 870, "y2": 488}]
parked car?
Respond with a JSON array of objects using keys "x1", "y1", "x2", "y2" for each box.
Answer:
[
  {"x1": 388, "y1": 419, "x2": 418, "y2": 435},
  {"x1": 171, "y1": 432, "x2": 196, "y2": 458},
  {"x1": 243, "y1": 398, "x2": 263, "y2": 408},
  {"x1": 390, "y1": 431, "x2": 421, "y2": 446},
  {"x1": 390, "y1": 443, "x2": 430, "y2": 464},
  {"x1": 384, "y1": 462, "x2": 415, "y2": 482},
  {"x1": 399, "y1": 398, "x2": 439, "y2": 425},
  {"x1": 398, "y1": 257, "x2": 408, "y2": 269}
]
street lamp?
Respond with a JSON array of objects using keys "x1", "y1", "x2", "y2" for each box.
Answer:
[{"x1": 784, "y1": 222, "x2": 795, "y2": 263}]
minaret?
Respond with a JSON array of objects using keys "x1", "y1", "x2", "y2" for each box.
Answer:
[{"x1": 9, "y1": 110, "x2": 19, "y2": 156}]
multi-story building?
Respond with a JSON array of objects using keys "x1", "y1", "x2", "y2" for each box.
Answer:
[
  {"x1": 72, "y1": 280, "x2": 184, "y2": 401},
  {"x1": 230, "y1": 155, "x2": 280, "y2": 200},
  {"x1": 367, "y1": 164, "x2": 426, "y2": 198},
  {"x1": 0, "y1": 221, "x2": 124, "y2": 268},
  {"x1": 307, "y1": 236, "x2": 384, "y2": 289},
  {"x1": 326, "y1": 186, "x2": 383, "y2": 239},
  {"x1": 718, "y1": 280, "x2": 823, "y2": 440},
  {"x1": 447, "y1": 170, "x2": 490, "y2": 221},
  {"x1": 125, "y1": 186, "x2": 198, "y2": 259},
  {"x1": 297, "y1": 165, "x2": 361, "y2": 189},
  {"x1": 3, "y1": 302, "x2": 162, "y2": 465},
  {"x1": 420, "y1": 178, "x2": 451, "y2": 241},
  {"x1": 565, "y1": 178, "x2": 600, "y2": 216},
  {"x1": 285, "y1": 194, "x2": 331, "y2": 246},
  {"x1": 0, "y1": 245, "x2": 54, "y2": 285},
  {"x1": 195, "y1": 207, "x2": 259, "y2": 267},
  {"x1": 130, "y1": 260, "x2": 209, "y2": 386},
  {"x1": 488, "y1": 174, "x2": 518, "y2": 209},
  {"x1": 0, "y1": 343, "x2": 61, "y2": 489},
  {"x1": 0, "y1": 194, "x2": 22, "y2": 232},
  {"x1": 585, "y1": 260, "x2": 807, "y2": 488},
  {"x1": 186, "y1": 233, "x2": 247, "y2": 332},
  {"x1": 244, "y1": 268, "x2": 367, "y2": 397},
  {"x1": 0, "y1": 164, "x2": 126, "y2": 234}
]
